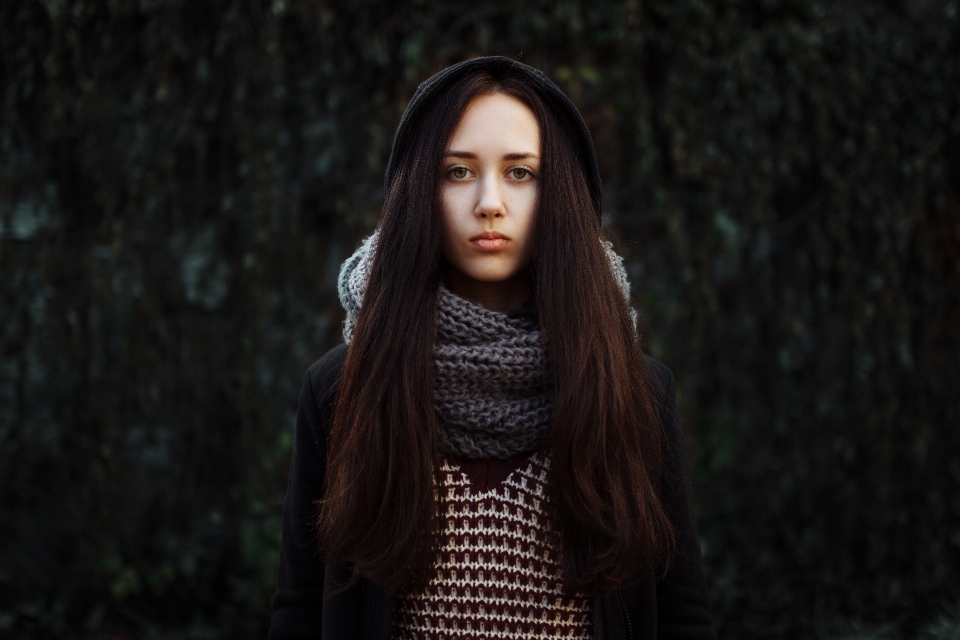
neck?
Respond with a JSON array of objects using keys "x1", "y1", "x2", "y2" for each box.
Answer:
[{"x1": 445, "y1": 269, "x2": 533, "y2": 313}]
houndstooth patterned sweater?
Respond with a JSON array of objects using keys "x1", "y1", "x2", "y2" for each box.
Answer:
[{"x1": 390, "y1": 452, "x2": 592, "y2": 639}]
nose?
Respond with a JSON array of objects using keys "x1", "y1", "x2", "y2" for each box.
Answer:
[{"x1": 474, "y1": 174, "x2": 505, "y2": 219}]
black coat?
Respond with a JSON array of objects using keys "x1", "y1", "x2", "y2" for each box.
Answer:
[{"x1": 269, "y1": 343, "x2": 715, "y2": 639}]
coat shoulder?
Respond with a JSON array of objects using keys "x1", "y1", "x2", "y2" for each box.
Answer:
[
  {"x1": 304, "y1": 343, "x2": 349, "y2": 406},
  {"x1": 642, "y1": 354, "x2": 676, "y2": 403}
]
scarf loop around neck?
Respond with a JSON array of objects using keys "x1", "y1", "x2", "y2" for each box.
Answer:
[{"x1": 337, "y1": 231, "x2": 635, "y2": 460}]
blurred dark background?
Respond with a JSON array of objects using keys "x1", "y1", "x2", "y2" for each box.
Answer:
[{"x1": 1, "y1": 0, "x2": 958, "y2": 637}]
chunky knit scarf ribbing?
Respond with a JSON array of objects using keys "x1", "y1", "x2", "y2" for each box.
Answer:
[{"x1": 337, "y1": 231, "x2": 635, "y2": 460}]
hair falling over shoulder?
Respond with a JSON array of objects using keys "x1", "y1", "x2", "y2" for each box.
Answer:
[{"x1": 316, "y1": 65, "x2": 676, "y2": 595}]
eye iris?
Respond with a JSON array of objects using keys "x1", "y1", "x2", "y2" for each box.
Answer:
[
  {"x1": 452, "y1": 167, "x2": 467, "y2": 179},
  {"x1": 513, "y1": 168, "x2": 527, "y2": 179}
]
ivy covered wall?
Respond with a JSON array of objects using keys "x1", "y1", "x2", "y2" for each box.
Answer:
[{"x1": 1, "y1": 0, "x2": 958, "y2": 637}]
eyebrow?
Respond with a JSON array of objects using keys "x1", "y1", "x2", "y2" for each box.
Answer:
[{"x1": 444, "y1": 151, "x2": 540, "y2": 161}]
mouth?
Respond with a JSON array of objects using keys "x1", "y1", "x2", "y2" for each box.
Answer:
[{"x1": 470, "y1": 231, "x2": 510, "y2": 251}]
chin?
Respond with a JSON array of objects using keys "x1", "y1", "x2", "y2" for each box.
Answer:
[{"x1": 464, "y1": 268, "x2": 523, "y2": 284}]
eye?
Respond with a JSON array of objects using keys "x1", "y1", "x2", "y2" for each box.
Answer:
[
  {"x1": 448, "y1": 166, "x2": 470, "y2": 180},
  {"x1": 510, "y1": 167, "x2": 533, "y2": 180}
]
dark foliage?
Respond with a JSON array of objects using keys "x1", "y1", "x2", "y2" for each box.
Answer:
[{"x1": 0, "y1": 0, "x2": 957, "y2": 637}]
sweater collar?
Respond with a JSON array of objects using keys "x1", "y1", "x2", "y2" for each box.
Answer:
[{"x1": 507, "y1": 296, "x2": 538, "y2": 320}]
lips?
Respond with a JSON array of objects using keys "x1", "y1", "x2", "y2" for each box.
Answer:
[{"x1": 470, "y1": 231, "x2": 510, "y2": 251}]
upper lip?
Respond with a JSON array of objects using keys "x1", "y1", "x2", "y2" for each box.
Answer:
[{"x1": 470, "y1": 231, "x2": 510, "y2": 241}]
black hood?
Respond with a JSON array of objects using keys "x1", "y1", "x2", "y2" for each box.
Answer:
[{"x1": 383, "y1": 56, "x2": 603, "y2": 221}]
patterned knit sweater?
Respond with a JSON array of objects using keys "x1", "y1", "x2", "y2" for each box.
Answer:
[{"x1": 390, "y1": 452, "x2": 592, "y2": 639}]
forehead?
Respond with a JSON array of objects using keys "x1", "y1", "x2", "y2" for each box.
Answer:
[{"x1": 446, "y1": 93, "x2": 540, "y2": 152}]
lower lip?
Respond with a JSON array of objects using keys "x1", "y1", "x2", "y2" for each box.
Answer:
[{"x1": 472, "y1": 238, "x2": 509, "y2": 250}]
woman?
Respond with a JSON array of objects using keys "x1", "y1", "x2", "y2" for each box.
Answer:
[{"x1": 270, "y1": 56, "x2": 714, "y2": 639}]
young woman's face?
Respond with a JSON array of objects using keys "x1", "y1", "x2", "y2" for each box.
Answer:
[{"x1": 440, "y1": 92, "x2": 541, "y2": 312}]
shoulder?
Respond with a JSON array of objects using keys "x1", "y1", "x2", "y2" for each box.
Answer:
[
  {"x1": 642, "y1": 354, "x2": 677, "y2": 407},
  {"x1": 303, "y1": 342, "x2": 349, "y2": 408},
  {"x1": 641, "y1": 354, "x2": 685, "y2": 463}
]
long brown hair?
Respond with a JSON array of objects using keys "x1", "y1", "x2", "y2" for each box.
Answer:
[{"x1": 317, "y1": 67, "x2": 676, "y2": 594}]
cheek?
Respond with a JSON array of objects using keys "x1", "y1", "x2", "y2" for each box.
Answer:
[
  {"x1": 441, "y1": 187, "x2": 466, "y2": 223},
  {"x1": 440, "y1": 192, "x2": 464, "y2": 253},
  {"x1": 515, "y1": 192, "x2": 539, "y2": 241},
  {"x1": 439, "y1": 189, "x2": 454, "y2": 232},
  {"x1": 442, "y1": 188, "x2": 478, "y2": 228}
]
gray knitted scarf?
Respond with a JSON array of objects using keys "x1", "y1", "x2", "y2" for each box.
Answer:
[{"x1": 338, "y1": 231, "x2": 635, "y2": 460}]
